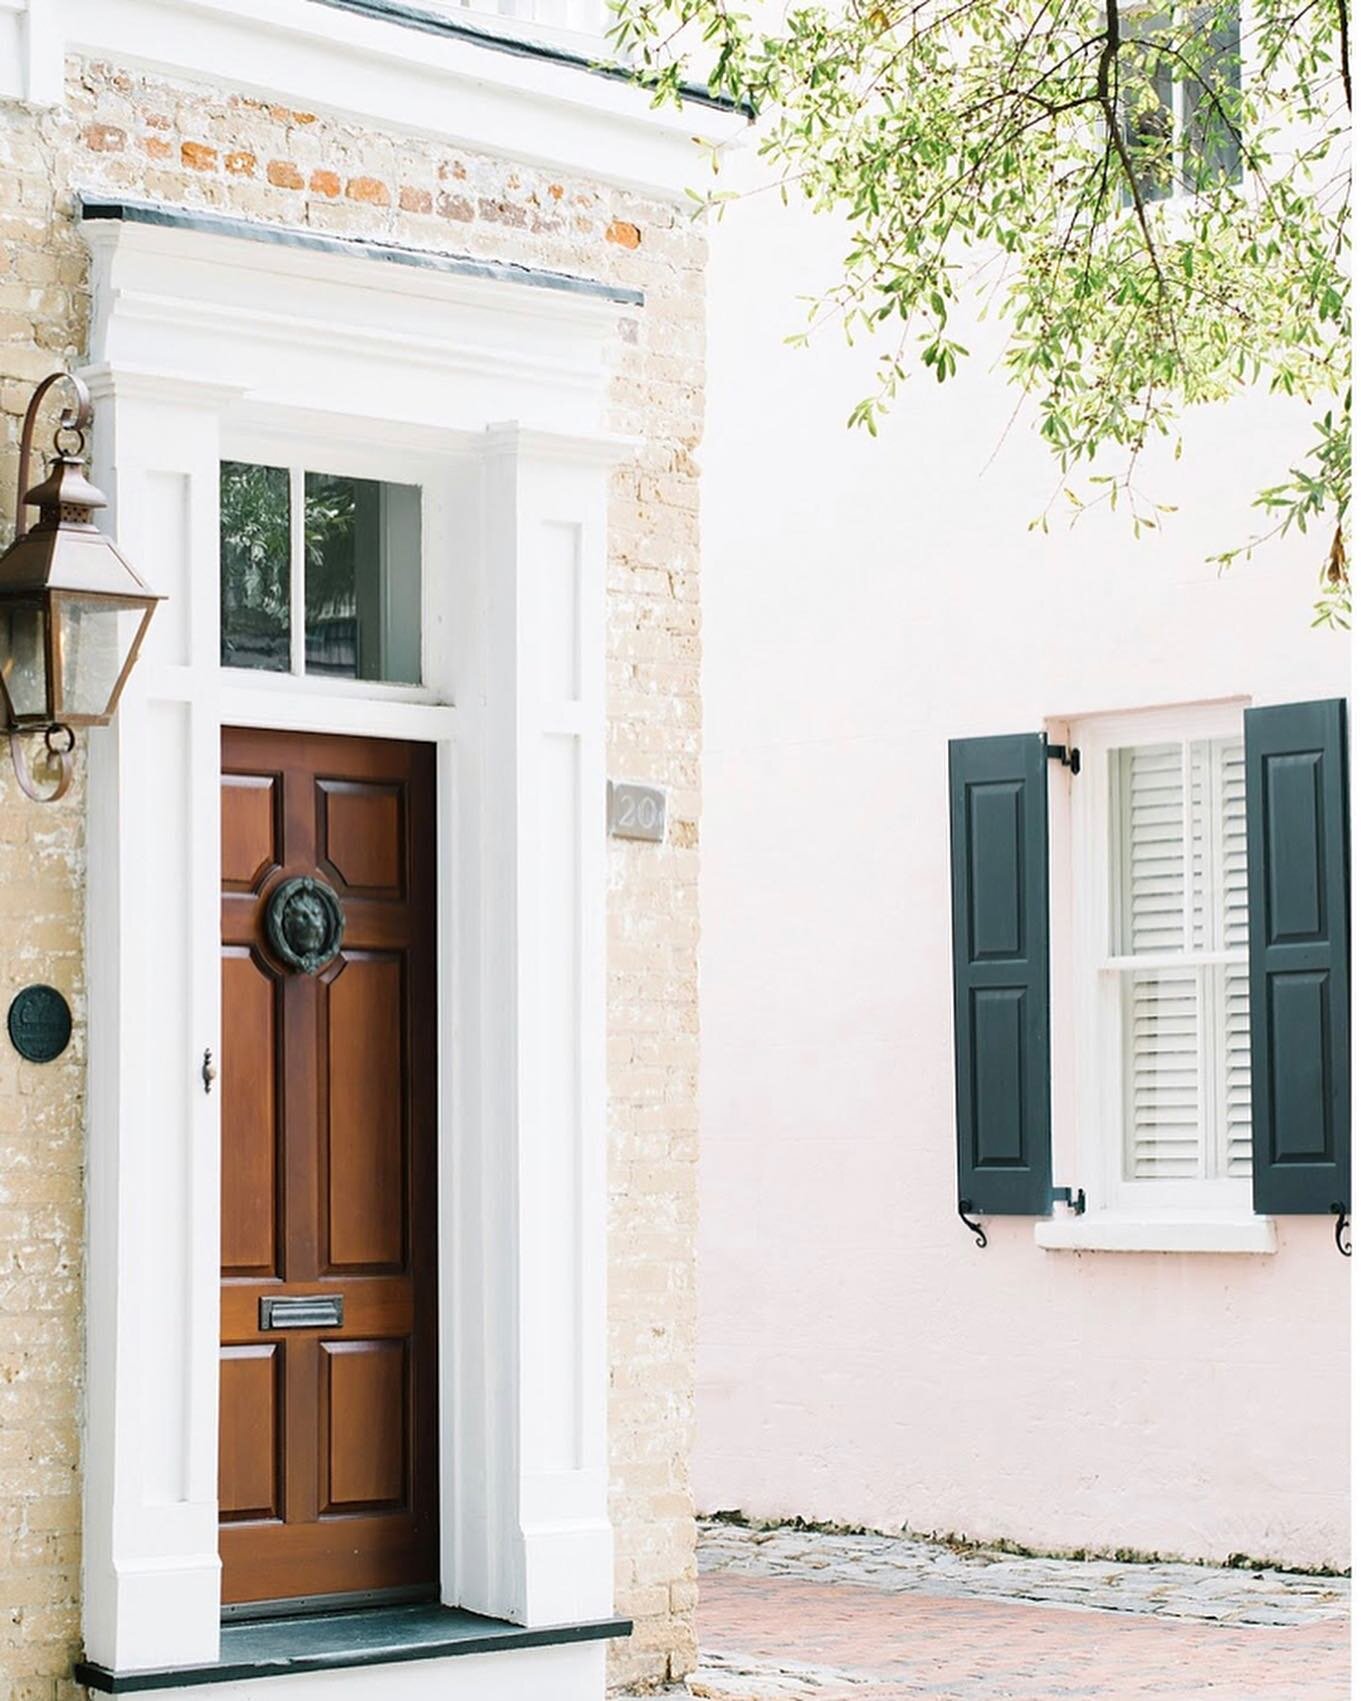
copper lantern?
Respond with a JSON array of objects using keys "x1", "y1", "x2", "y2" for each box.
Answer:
[{"x1": 0, "y1": 372, "x2": 162, "y2": 799}]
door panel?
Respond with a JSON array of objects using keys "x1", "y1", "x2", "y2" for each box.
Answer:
[
  {"x1": 220, "y1": 951, "x2": 280, "y2": 1278},
  {"x1": 219, "y1": 727, "x2": 437, "y2": 1608},
  {"x1": 222, "y1": 773, "x2": 282, "y2": 892},
  {"x1": 321, "y1": 1340, "x2": 409, "y2": 1511},
  {"x1": 219, "y1": 1346, "x2": 283, "y2": 1523},
  {"x1": 319, "y1": 781, "x2": 405, "y2": 895},
  {"x1": 325, "y1": 957, "x2": 405, "y2": 1271}
]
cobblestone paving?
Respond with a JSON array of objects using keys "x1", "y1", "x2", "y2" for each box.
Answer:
[
  {"x1": 698, "y1": 1521, "x2": 1349, "y2": 1626},
  {"x1": 687, "y1": 1522, "x2": 1350, "y2": 1700}
]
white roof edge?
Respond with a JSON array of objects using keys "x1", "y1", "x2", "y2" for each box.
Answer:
[{"x1": 56, "y1": 0, "x2": 748, "y2": 203}]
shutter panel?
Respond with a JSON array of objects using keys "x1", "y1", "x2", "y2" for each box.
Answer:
[
  {"x1": 1245, "y1": 699, "x2": 1350, "y2": 1213},
  {"x1": 1119, "y1": 742, "x2": 1185, "y2": 954},
  {"x1": 1219, "y1": 741, "x2": 1254, "y2": 1177},
  {"x1": 948, "y1": 733, "x2": 1053, "y2": 1216},
  {"x1": 1119, "y1": 744, "x2": 1200, "y2": 1179},
  {"x1": 1116, "y1": 737, "x2": 1252, "y2": 1182},
  {"x1": 1125, "y1": 970, "x2": 1201, "y2": 1178}
]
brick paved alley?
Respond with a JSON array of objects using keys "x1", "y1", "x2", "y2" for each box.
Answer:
[{"x1": 687, "y1": 1523, "x2": 1350, "y2": 1701}]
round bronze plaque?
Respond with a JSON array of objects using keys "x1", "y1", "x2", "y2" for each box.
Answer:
[
  {"x1": 8, "y1": 984, "x2": 72, "y2": 1063},
  {"x1": 265, "y1": 876, "x2": 345, "y2": 976}
]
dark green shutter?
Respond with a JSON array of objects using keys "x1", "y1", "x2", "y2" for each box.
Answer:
[
  {"x1": 948, "y1": 733, "x2": 1052, "y2": 1215},
  {"x1": 1245, "y1": 699, "x2": 1350, "y2": 1214}
]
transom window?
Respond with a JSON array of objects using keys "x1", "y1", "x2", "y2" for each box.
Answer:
[{"x1": 219, "y1": 461, "x2": 422, "y2": 685}]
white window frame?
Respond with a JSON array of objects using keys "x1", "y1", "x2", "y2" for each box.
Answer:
[
  {"x1": 1117, "y1": 0, "x2": 1245, "y2": 204},
  {"x1": 1065, "y1": 700, "x2": 1265, "y2": 1227}
]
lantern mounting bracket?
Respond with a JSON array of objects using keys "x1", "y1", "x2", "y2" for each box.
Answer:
[
  {"x1": 9, "y1": 725, "x2": 74, "y2": 803},
  {"x1": 14, "y1": 371, "x2": 93, "y2": 546}
]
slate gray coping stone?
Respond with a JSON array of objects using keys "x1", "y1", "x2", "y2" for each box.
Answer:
[
  {"x1": 696, "y1": 1519, "x2": 1349, "y2": 1628},
  {"x1": 75, "y1": 1603, "x2": 631, "y2": 1692}
]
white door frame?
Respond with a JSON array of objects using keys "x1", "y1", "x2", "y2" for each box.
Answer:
[{"x1": 79, "y1": 211, "x2": 631, "y2": 1674}]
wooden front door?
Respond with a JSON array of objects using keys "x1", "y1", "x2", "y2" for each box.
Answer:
[{"x1": 218, "y1": 727, "x2": 437, "y2": 1609}]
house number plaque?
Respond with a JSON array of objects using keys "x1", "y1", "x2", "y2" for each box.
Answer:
[
  {"x1": 7, "y1": 984, "x2": 72, "y2": 1063},
  {"x1": 608, "y1": 780, "x2": 667, "y2": 843}
]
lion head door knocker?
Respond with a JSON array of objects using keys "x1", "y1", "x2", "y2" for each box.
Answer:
[{"x1": 266, "y1": 876, "x2": 345, "y2": 975}]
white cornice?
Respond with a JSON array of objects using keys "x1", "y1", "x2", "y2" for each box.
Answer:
[
  {"x1": 79, "y1": 363, "x2": 249, "y2": 411},
  {"x1": 482, "y1": 422, "x2": 642, "y2": 466},
  {"x1": 55, "y1": 0, "x2": 745, "y2": 202},
  {"x1": 82, "y1": 205, "x2": 630, "y2": 440}
]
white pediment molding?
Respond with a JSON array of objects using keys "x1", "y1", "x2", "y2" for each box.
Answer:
[{"x1": 83, "y1": 206, "x2": 637, "y2": 442}]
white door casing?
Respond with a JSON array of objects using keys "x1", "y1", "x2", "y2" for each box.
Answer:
[{"x1": 80, "y1": 209, "x2": 632, "y2": 1672}]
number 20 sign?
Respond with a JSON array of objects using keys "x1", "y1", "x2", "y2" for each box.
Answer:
[{"x1": 608, "y1": 781, "x2": 667, "y2": 843}]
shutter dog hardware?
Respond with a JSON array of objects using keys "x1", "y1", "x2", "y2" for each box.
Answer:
[
  {"x1": 1045, "y1": 742, "x2": 1081, "y2": 775},
  {"x1": 958, "y1": 1186, "x2": 1084, "y2": 1247},
  {"x1": 957, "y1": 1199, "x2": 987, "y2": 1248},
  {"x1": 1332, "y1": 1204, "x2": 1350, "y2": 1257}
]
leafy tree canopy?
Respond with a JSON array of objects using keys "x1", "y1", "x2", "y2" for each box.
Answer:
[{"x1": 612, "y1": 0, "x2": 1351, "y2": 621}]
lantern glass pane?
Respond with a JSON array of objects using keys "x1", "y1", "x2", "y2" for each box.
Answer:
[
  {"x1": 56, "y1": 596, "x2": 145, "y2": 719},
  {"x1": 0, "y1": 603, "x2": 48, "y2": 721},
  {"x1": 220, "y1": 461, "x2": 291, "y2": 672},
  {"x1": 304, "y1": 472, "x2": 422, "y2": 684}
]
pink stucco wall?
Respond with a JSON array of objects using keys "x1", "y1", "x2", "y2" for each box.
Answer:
[{"x1": 697, "y1": 184, "x2": 1350, "y2": 1568}]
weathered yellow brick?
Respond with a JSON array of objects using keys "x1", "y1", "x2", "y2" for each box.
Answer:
[{"x1": 4, "y1": 59, "x2": 706, "y2": 1693}]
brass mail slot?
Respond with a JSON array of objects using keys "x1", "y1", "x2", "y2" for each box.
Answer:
[{"x1": 259, "y1": 1295, "x2": 344, "y2": 1331}]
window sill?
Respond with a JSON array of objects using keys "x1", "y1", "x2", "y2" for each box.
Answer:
[
  {"x1": 1034, "y1": 1213, "x2": 1277, "y2": 1255},
  {"x1": 75, "y1": 1603, "x2": 632, "y2": 1693}
]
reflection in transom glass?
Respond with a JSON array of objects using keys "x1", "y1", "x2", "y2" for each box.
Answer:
[
  {"x1": 304, "y1": 473, "x2": 422, "y2": 684},
  {"x1": 219, "y1": 460, "x2": 422, "y2": 685},
  {"x1": 220, "y1": 461, "x2": 291, "y2": 672}
]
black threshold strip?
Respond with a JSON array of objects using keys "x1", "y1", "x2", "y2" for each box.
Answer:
[
  {"x1": 75, "y1": 1602, "x2": 632, "y2": 1693},
  {"x1": 309, "y1": 0, "x2": 750, "y2": 116},
  {"x1": 78, "y1": 196, "x2": 646, "y2": 309}
]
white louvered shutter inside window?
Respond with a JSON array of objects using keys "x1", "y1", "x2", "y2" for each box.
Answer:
[
  {"x1": 1219, "y1": 742, "x2": 1253, "y2": 1176},
  {"x1": 1112, "y1": 738, "x2": 1251, "y2": 1182}
]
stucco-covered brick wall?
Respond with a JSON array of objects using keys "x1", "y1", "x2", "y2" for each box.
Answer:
[{"x1": 0, "y1": 53, "x2": 703, "y2": 1697}]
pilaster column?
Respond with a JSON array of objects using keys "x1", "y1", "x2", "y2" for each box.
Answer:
[
  {"x1": 447, "y1": 424, "x2": 630, "y2": 1626},
  {"x1": 81, "y1": 368, "x2": 239, "y2": 1671}
]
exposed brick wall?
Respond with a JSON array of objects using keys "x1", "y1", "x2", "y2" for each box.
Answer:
[
  {"x1": 0, "y1": 52, "x2": 704, "y2": 1697},
  {"x1": 0, "y1": 93, "x2": 92, "y2": 1701}
]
